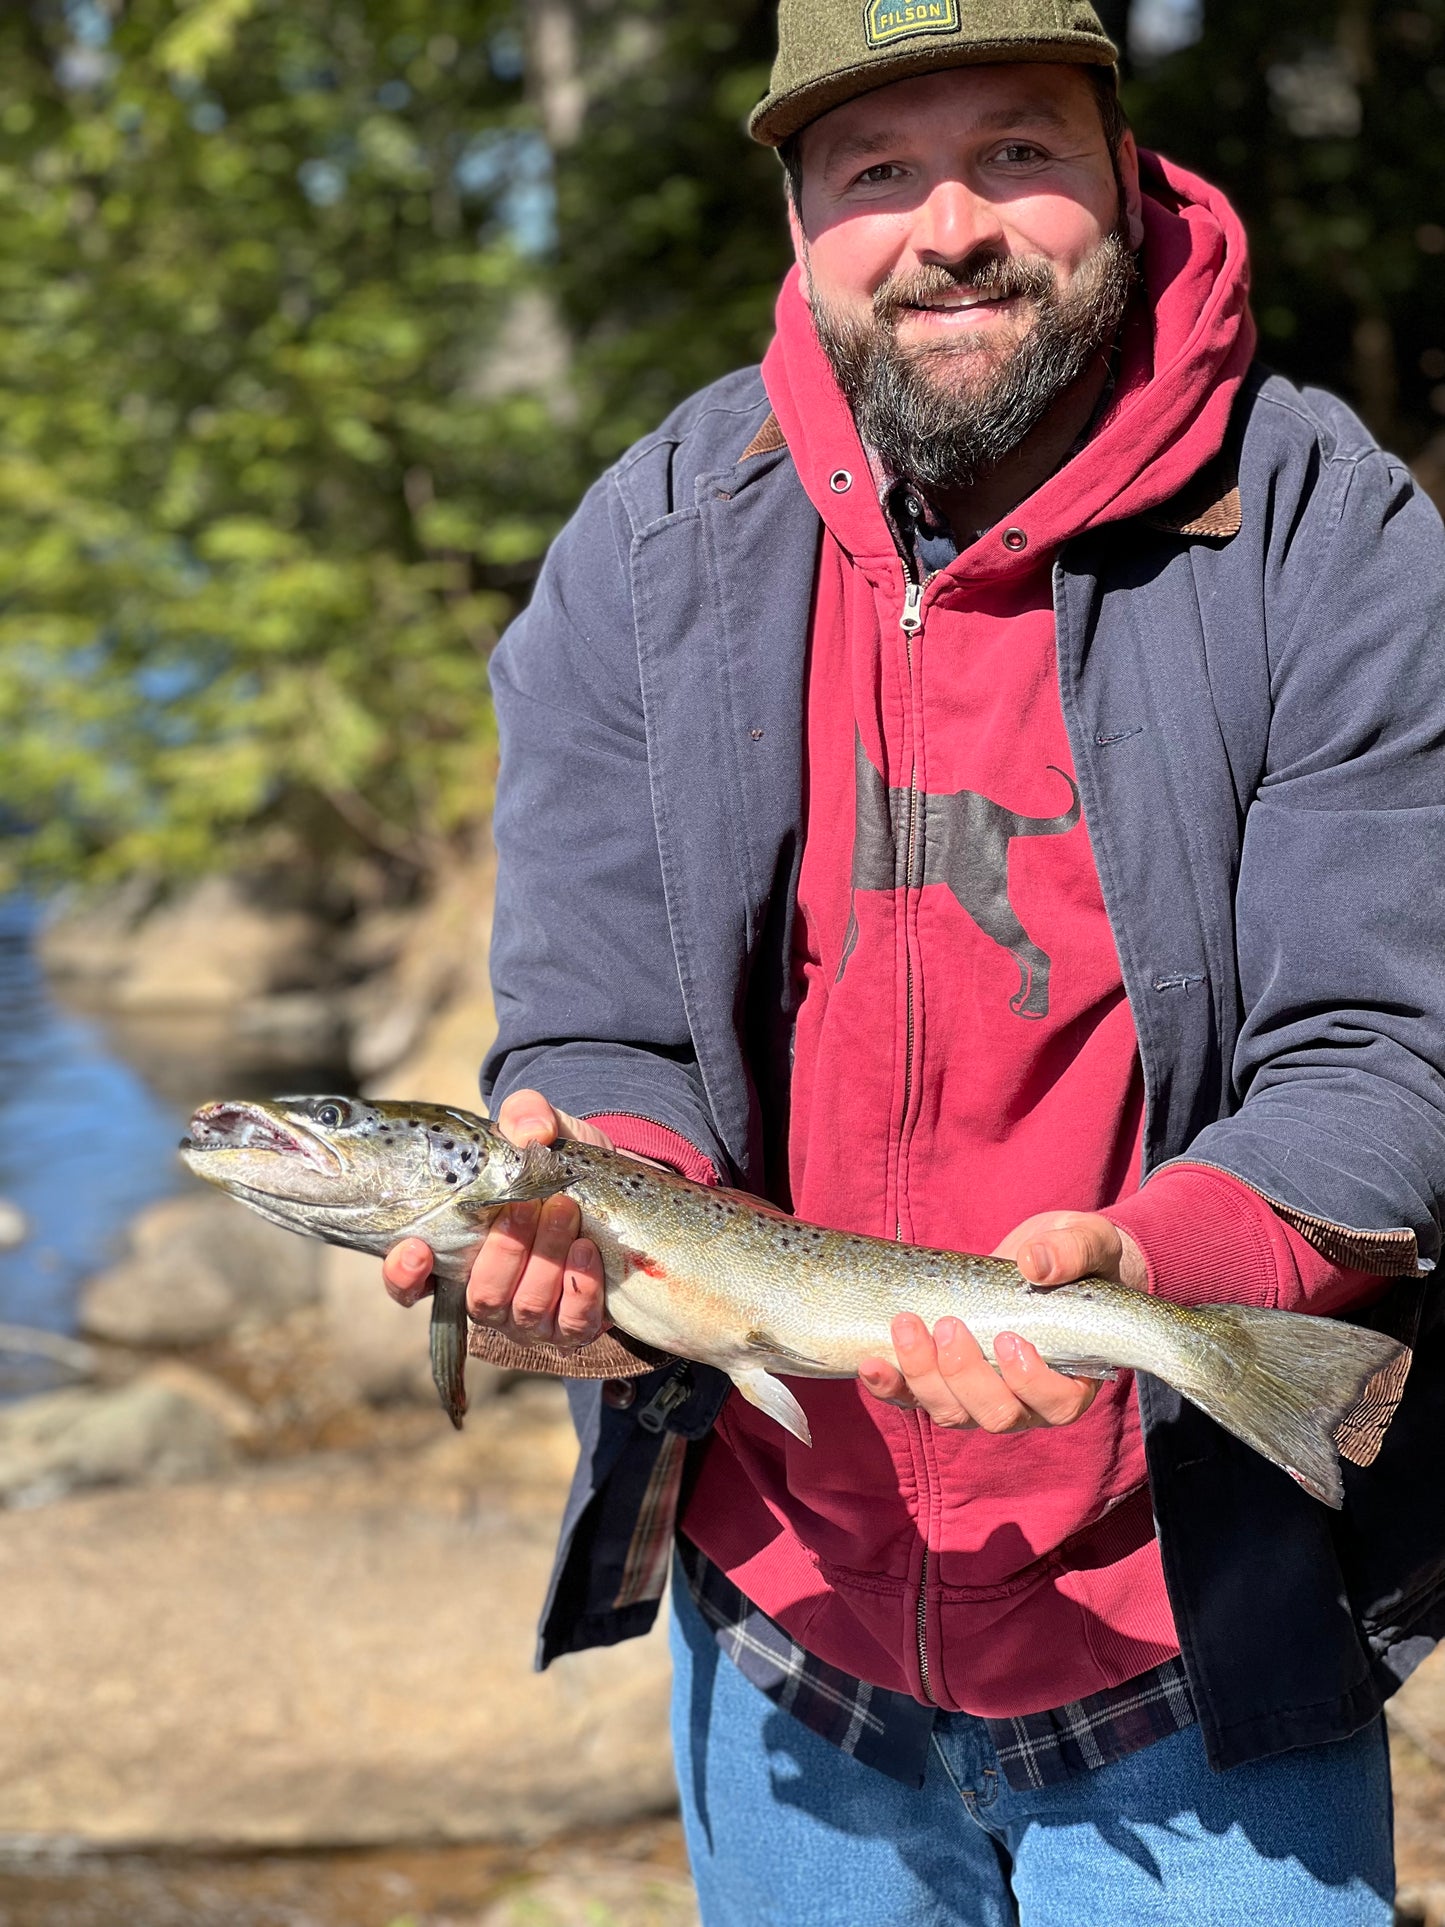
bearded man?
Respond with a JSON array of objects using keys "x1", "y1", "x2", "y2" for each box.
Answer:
[{"x1": 383, "y1": 6, "x2": 1445, "y2": 1922}]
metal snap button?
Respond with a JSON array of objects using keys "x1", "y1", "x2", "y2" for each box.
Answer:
[
  {"x1": 602, "y1": 1379, "x2": 637, "y2": 1410},
  {"x1": 829, "y1": 469, "x2": 853, "y2": 493},
  {"x1": 1002, "y1": 527, "x2": 1028, "y2": 551}
]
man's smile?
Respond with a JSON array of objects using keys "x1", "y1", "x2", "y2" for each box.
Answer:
[{"x1": 893, "y1": 290, "x2": 1026, "y2": 334}]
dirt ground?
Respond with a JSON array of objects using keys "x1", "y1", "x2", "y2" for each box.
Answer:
[
  {"x1": 0, "y1": 1819, "x2": 696, "y2": 1927},
  {"x1": 2, "y1": 1712, "x2": 1444, "y2": 1926}
]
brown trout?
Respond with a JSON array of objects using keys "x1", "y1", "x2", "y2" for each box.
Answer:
[{"x1": 179, "y1": 1094, "x2": 1411, "y2": 1507}]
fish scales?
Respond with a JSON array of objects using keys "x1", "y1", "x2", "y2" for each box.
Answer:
[{"x1": 179, "y1": 1095, "x2": 1413, "y2": 1510}]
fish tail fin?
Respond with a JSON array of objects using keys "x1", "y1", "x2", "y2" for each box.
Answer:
[
  {"x1": 1175, "y1": 1305, "x2": 1411, "y2": 1509},
  {"x1": 430, "y1": 1276, "x2": 469, "y2": 1430}
]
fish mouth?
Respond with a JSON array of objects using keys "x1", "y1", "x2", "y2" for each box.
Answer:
[{"x1": 181, "y1": 1102, "x2": 342, "y2": 1174}]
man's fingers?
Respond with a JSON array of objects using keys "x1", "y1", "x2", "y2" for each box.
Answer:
[
  {"x1": 382, "y1": 1238, "x2": 434, "y2": 1307},
  {"x1": 932, "y1": 1316, "x2": 1033, "y2": 1432},
  {"x1": 994, "y1": 1333, "x2": 1100, "y2": 1425},
  {"x1": 892, "y1": 1314, "x2": 1018, "y2": 1431},
  {"x1": 858, "y1": 1355, "x2": 918, "y2": 1408},
  {"x1": 495, "y1": 1089, "x2": 616, "y2": 1152},
  {"x1": 497, "y1": 1088, "x2": 562, "y2": 1149},
  {"x1": 1016, "y1": 1220, "x2": 1121, "y2": 1285},
  {"x1": 467, "y1": 1200, "x2": 540, "y2": 1320},
  {"x1": 508, "y1": 1195, "x2": 582, "y2": 1338},
  {"x1": 554, "y1": 1238, "x2": 607, "y2": 1347},
  {"x1": 992, "y1": 1210, "x2": 1144, "y2": 1291}
]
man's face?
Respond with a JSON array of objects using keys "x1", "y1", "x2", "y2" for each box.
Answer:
[{"x1": 791, "y1": 65, "x2": 1145, "y2": 487}]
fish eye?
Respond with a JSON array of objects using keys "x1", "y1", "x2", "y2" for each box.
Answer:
[{"x1": 314, "y1": 1101, "x2": 348, "y2": 1129}]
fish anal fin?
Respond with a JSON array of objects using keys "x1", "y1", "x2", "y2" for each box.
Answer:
[
  {"x1": 1045, "y1": 1357, "x2": 1121, "y2": 1383},
  {"x1": 731, "y1": 1369, "x2": 812, "y2": 1446}
]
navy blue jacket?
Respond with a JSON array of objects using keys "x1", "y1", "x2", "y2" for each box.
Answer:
[{"x1": 482, "y1": 362, "x2": 1445, "y2": 1773}]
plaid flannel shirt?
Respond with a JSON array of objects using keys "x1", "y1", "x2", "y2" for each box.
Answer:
[{"x1": 675, "y1": 1533, "x2": 1196, "y2": 1791}]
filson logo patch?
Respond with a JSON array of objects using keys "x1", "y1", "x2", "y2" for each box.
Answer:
[{"x1": 864, "y1": 0, "x2": 961, "y2": 49}]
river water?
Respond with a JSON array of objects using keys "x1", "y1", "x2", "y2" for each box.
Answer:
[
  {"x1": 0, "y1": 895, "x2": 185, "y2": 1338},
  {"x1": 0, "y1": 894, "x2": 347, "y2": 1354}
]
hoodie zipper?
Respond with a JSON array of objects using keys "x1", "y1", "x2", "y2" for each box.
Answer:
[
  {"x1": 897, "y1": 572, "x2": 936, "y2": 1706},
  {"x1": 896, "y1": 575, "x2": 925, "y2": 1245}
]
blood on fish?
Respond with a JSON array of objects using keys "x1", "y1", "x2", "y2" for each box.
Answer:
[{"x1": 622, "y1": 1249, "x2": 666, "y2": 1279}]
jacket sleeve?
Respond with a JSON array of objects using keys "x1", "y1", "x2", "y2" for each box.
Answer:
[
  {"x1": 1178, "y1": 436, "x2": 1445, "y2": 1272},
  {"x1": 480, "y1": 468, "x2": 731, "y2": 1178}
]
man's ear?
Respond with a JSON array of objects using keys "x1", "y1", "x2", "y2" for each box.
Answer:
[
  {"x1": 1117, "y1": 129, "x2": 1145, "y2": 252},
  {"x1": 787, "y1": 194, "x2": 814, "y2": 304}
]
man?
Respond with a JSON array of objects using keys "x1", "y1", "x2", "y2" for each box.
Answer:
[{"x1": 384, "y1": 5, "x2": 1445, "y2": 1921}]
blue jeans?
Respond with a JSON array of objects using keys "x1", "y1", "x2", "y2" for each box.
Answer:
[{"x1": 669, "y1": 1573, "x2": 1395, "y2": 1926}]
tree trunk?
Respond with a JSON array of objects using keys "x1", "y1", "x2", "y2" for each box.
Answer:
[{"x1": 526, "y1": 0, "x2": 587, "y2": 150}]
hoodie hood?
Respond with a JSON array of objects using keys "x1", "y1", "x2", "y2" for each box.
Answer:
[{"x1": 763, "y1": 150, "x2": 1256, "y2": 578}]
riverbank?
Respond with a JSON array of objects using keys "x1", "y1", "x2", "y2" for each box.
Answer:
[{"x1": 7, "y1": 875, "x2": 1445, "y2": 1925}]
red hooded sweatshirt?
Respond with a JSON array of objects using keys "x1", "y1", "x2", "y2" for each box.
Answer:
[{"x1": 646, "y1": 155, "x2": 1372, "y2": 1718}]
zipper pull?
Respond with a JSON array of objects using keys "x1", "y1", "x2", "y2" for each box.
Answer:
[
  {"x1": 636, "y1": 1366, "x2": 693, "y2": 1434},
  {"x1": 900, "y1": 582, "x2": 924, "y2": 636}
]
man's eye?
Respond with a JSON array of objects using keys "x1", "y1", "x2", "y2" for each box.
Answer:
[
  {"x1": 994, "y1": 143, "x2": 1047, "y2": 165},
  {"x1": 853, "y1": 162, "x2": 904, "y2": 187}
]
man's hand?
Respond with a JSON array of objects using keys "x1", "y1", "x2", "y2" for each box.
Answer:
[
  {"x1": 858, "y1": 1211, "x2": 1146, "y2": 1432},
  {"x1": 380, "y1": 1090, "x2": 612, "y2": 1350}
]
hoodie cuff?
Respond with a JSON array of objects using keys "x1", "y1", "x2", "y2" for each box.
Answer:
[
  {"x1": 1102, "y1": 1165, "x2": 1377, "y2": 1316},
  {"x1": 584, "y1": 1114, "x2": 721, "y2": 1187}
]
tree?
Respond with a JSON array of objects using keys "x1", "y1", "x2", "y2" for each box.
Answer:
[
  {"x1": 0, "y1": 0, "x2": 567, "y2": 889},
  {"x1": 544, "y1": 0, "x2": 792, "y2": 461},
  {"x1": 1126, "y1": 0, "x2": 1445, "y2": 500}
]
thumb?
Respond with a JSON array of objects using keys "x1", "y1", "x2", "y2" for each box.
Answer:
[
  {"x1": 1014, "y1": 1215, "x2": 1123, "y2": 1287},
  {"x1": 497, "y1": 1089, "x2": 561, "y2": 1148}
]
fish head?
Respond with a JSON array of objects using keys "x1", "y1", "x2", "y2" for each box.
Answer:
[{"x1": 179, "y1": 1094, "x2": 517, "y2": 1246}]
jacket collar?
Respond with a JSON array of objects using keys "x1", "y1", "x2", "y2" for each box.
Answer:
[{"x1": 736, "y1": 410, "x2": 1242, "y2": 543}]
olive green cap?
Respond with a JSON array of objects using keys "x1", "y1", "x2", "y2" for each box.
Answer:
[{"x1": 750, "y1": 0, "x2": 1118, "y2": 147}]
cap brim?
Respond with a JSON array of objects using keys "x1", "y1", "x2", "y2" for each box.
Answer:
[{"x1": 750, "y1": 36, "x2": 1119, "y2": 146}]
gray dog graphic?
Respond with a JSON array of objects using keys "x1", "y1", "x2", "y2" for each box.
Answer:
[{"x1": 838, "y1": 731, "x2": 1081, "y2": 1018}]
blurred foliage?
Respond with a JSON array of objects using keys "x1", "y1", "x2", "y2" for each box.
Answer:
[
  {"x1": 549, "y1": 0, "x2": 789, "y2": 461},
  {"x1": 0, "y1": 0, "x2": 1440, "y2": 892},
  {"x1": 1125, "y1": 0, "x2": 1445, "y2": 486},
  {"x1": 0, "y1": 0, "x2": 566, "y2": 888}
]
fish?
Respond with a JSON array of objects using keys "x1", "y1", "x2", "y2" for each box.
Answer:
[{"x1": 179, "y1": 1094, "x2": 1412, "y2": 1508}]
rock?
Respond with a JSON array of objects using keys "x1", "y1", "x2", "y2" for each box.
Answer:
[
  {"x1": 1399, "y1": 1885, "x2": 1445, "y2": 1927},
  {"x1": 34, "y1": 875, "x2": 160, "y2": 984},
  {"x1": 0, "y1": 1369, "x2": 239, "y2": 1506},
  {"x1": 80, "y1": 1192, "x2": 320, "y2": 1347},
  {"x1": 0, "y1": 1198, "x2": 27, "y2": 1250},
  {"x1": 113, "y1": 876, "x2": 330, "y2": 1012},
  {"x1": 233, "y1": 991, "x2": 348, "y2": 1060},
  {"x1": 0, "y1": 1386, "x2": 678, "y2": 1848},
  {"x1": 348, "y1": 856, "x2": 495, "y2": 1087},
  {"x1": 42, "y1": 875, "x2": 334, "y2": 1015}
]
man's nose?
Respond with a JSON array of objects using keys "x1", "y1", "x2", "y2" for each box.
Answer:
[{"x1": 907, "y1": 179, "x2": 1007, "y2": 268}]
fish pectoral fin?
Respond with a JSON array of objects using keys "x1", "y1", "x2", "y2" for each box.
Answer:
[
  {"x1": 730, "y1": 1369, "x2": 812, "y2": 1446},
  {"x1": 745, "y1": 1329, "x2": 826, "y2": 1370},
  {"x1": 1045, "y1": 1357, "x2": 1120, "y2": 1382},
  {"x1": 463, "y1": 1145, "x2": 570, "y2": 1209}
]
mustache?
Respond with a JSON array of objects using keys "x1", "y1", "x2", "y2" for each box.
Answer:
[{"x1": 873, "y1": 251, "x2": 1059, "y2": 329}]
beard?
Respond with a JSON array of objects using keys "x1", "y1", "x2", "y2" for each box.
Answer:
[{"x1": 810, "y1": 225, "x2": 1137, "y2": 492}]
